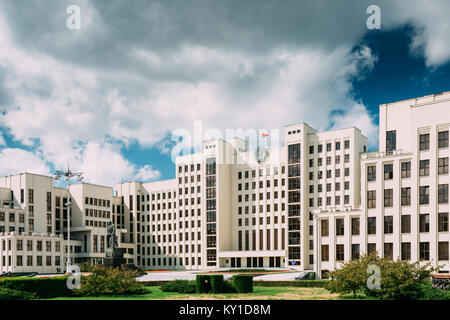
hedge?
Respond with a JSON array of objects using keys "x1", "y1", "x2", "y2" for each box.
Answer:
[
  {"x1": 196, "y1": 275, "x2": 211, "y2": 293},
  {"x1": 253, "y1": 280, "x2": 329, "y2": 288},
  {"x1": 209, "y1": 275, "x2": 225, "y2": 293},
  {"x1": 232, "y1": 275, "x2": 253, "y2": 293},
  {"x1": 0, "y1": 277, "x2": 72, "y2": 298},
  {"x1": 160, "y1": 280, "x2": 196, "y2": 293},
  {"x1": 0, "y1": 287, "x2": 37, "y2": 300}
]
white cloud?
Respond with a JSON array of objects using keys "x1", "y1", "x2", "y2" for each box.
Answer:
[
  {"x1": 0, "y1": 148, "x2": 50, "y2": 176},
  {"x1": 0, "y1": 135, "x2": 5, "y2": 146},
  {"x1": 135, "y1": 165, "x2": 161, "y2": 182},
  {"x1": 330, "y1": 103, "x2": 378, "y2": 149},
  {"x1": 383, "y1": 0, "x2": 450, "y2": 68},
  {"x1": 70, "y1": 140, "x2": 161, "y2": 186},
  {"x1": 2, "y1": 1, "x2": 449, "y2": 184}
]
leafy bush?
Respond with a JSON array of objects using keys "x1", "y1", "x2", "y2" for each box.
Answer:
[
  {"x1": 210, "y1": 275, "x2": 225, "y2": 293},
  {"x1": 0, "y1": 287, "x2": 36, "y2": 300},
  {"x1": 73, "y1": 265, "x2": 149, "y2": 297},
  {"x1": 222, "y1": 280, "x2": 237, "y2": 293},
  {"x1": 326, "y1": 252, "x2": 438, "y2": 299},
  {"x1": 196, "y1": 275, "x2": 211, "y2": 293},
  {"x1": 418, "y1": 282, "x2": 450, "y2": 300},
  {"x1": 232, "y1": 275, "x2": 253, "y2": 293},
  {"x1": 0, "y1": 277, "x2": 72, "y2": 298},
  {"x1": 160, "y1": 280, "x2": 196, "y2": 293}
]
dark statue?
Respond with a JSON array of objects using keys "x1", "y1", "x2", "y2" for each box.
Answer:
[
  {"x1": 107, "y1": 221, "x2": 119, "y2": 248},
  {"x1": 104, "y1": 221, "x2": 125, "y2": 268}
]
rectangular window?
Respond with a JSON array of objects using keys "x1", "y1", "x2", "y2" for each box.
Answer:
[
  {"x1": 439, "y1": 212, "x2": 449, "y2": 232},
  {"x1": 386, "y1": 130, "x2": 396, "y2": 154},
  {"x1": 401, "y1": 215, "x2": 411, "y2": 233},
  {"x1": 420, "y1": 133, "x2": 430, "y2": 151},
  {"x1": 401, "y1": 243, "x2": 411, "y2": 261},
  {"x1": 384, "y1": 164, "x2": 393, "y2": 180},
  {"x1": 321, "y1": 245, "x2": 329, "y2": 261},
  {"x1": 384, "y1": 189, "x2": 393, "y2": 207},
  {"x1": 438, "y1": 184, "x2": 449, "y2": 204},
  {"x1": 401, "y1": 187, "x2": 411, "y2": 206},
  {"x1": 352, "y1": 244, "x2": 360, "y2": 260},
  {"x1": 420, "y1": 186, "x2": 430, "y2": 205},
  {"x1": 367, "y1": 166, "x2": 376, "y2": 182},
  {"x1": 420, "y1": 242, "x2": 430, "y2": 260},
  {"x1": 439, "y1": 242, "x2": 449, "y2": 261},
  {"x1": 336, "y1": 244, "x2": 344, "y2": 261},
  {"x1": 419, "y1": 160, "x2": 430, "y2": 176},
  {"x1": 367, "y1": 190, "x2": 376, "y2": 209},
  {"x1": 288, "y1": 144, "x2": 301, "y2": 164},
  {"x1": 438, "y1": 131, "x2": 449, "y2": 148},
  {"x1": 384, "y1": 243, "x2": 393, "y2": 260},
  {"x1": 336, "y1": 219, "x2": 344, "y2": 236},
  {"x1": 420, "y1": 214, "x2": 430, "y2": 233},
  {"x1": 321, "y1": 219, "x2": 329, "y2": 236},
  {"x1": 439, "y1": 157, "x2": 449, "y2": 175},
  {"x1": 351, "y1": 218, "x2": 360, "y2": 235},
  {"x1": 401, "y1": 162, "x2": 411, "y2": 178},
  {"x1": 367, "y1": 217, "x2": 376, "y2": 235},
  {"x1": 384, "y1": 216, "x2": 393, "y2": 234}
]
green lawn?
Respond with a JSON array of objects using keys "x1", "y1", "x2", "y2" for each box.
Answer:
[{"x1": 46, "y1": 286, "x2": 344, "y2": 300}]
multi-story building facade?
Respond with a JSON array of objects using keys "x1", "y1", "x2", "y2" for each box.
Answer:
[{"x1": 0, "y1": 92, "x2": 449, "y2": 276}]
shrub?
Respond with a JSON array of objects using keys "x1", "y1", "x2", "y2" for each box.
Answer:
[
  {"x1": 0, "y1": 277, "x2": 72, "y2": 298},
  {"x1": 326, "y1": 252, "x2": 439, "y2": 299},
  {"x1": 418, "y1": 282, "x2": 450, "y2": 300},
  {"x1": 232, "y1": 275, "x2": 253, "y2": 293},
  {"x1": 210, "y1": 275, "x2": 225, "y2": 293},
  {"x1": 0, "y1": 287, "x2": 36, "y2": 300},
  {"x1": 74, "y1": 265, "x2": 149, "y2": 297},
  {"x1": 222, "y1": 280, "x2": 237, "y2": 293},
  {"x1": 160, "y1": 280, "x2": 196, "y2": 293},
  {"x1": 196, "y1": 275, "x2": 211, "y2": 293}
]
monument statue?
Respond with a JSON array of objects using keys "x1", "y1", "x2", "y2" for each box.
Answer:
[
  {"x1": 104, "y1": 221, "x2": 125, "y2": 268},
  {"x1": 107, "y1": 221, "x2": 118, "y2": 248}
]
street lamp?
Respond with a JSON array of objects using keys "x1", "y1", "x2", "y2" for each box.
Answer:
[{"x1": 54, "y1": 164, "x2": 83, "y2": 274}]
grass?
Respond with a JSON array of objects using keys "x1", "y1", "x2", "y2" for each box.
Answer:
[{"x1": 46, "y1": 286, "x2": 342, "y2": 300}]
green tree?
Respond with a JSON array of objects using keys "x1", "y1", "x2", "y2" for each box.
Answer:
[{"x1": 327, "y1": 252, "x2": 439, "y2": 300}]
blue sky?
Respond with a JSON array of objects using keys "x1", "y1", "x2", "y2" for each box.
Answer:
[{"x1": 0, "y1": 1, "x2": 449, "y2": 185}]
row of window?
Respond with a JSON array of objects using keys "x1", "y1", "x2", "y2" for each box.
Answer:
[
  {"x1": 367, "y1": 158, "x2": 449, "y2": 181},
  {"x1": 321, "y1": 241, "x2": 449, "y2": 262},
  {"x1": 0, "y1": 212, "x2": 25, "y2": 223},
  {"x1": 3, "y1": 255, "x2": 62, "y2": 267},
  {"x1": 83, "y1": 197, "x2": 111, "y2": 207},
  {"x1": 178, "y1": 163, "x2": 201, "y2": 174},
  {"x1": 237, "y1": 229, "x2": 286, "y2": 251},
  {"x1": 238, "y1": 167, "x2": 284, "y2": 180},
  {"x1": 143, "y1": 256, "x2": 202, "y2": 267},
  {"x1": 0, "y1": 239, "x2": 61, "y2": 252},
  {"x1": 386, "y1": 130, "x2": 449, "y2": 154},
  {"x1": 321, "y1": 213, "x2": 449, "y2": 237},
  {"x1": 238, "y1": 216, "x2": 286, "y2": 226},
  {"x1": 309, "y1": 154, "x2": 351, "y2": 167},
  {"x1": 309, "y1": 140, "x2": 351, "y2": 154},
  {"x1": 367, "y1": 184, "x2": 449, "y2": 208},
  {"x1": 309, "y1": 168, "x2": 351, "y2": 180}
]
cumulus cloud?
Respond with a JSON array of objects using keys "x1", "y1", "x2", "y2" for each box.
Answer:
[
  {"x1": 69, "y1": 140, "x2": 160, "y2": 186},
  {"x1": 0, "y1": 0, "x2": 448, "y2": 184},
  {"x1": 0, "y1": 148, "x2": 51, "y2": 176}
]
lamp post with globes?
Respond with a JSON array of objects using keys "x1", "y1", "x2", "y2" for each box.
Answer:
[{"x1": 54, "y1": 165, "x2": 83, "y2": 274}]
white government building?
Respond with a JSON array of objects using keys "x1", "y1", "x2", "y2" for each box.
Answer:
[{"x1": 0, "y1": 92, "x2": 449, "y2": 278}]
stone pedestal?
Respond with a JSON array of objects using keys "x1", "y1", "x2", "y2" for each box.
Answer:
[{"x1": 104, "y1": 247, "x2": 126, "y2": 268}]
